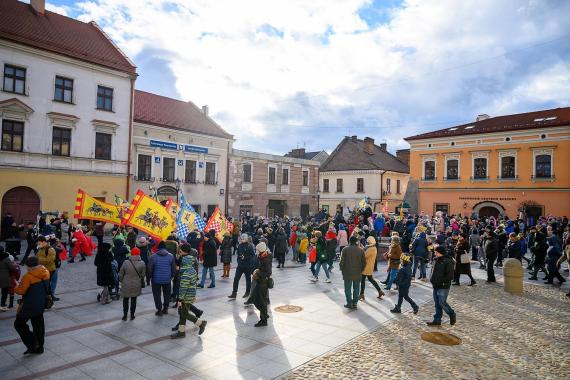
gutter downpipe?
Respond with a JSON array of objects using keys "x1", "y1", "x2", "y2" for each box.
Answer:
[
  {"x1": 126, "y1": 76, "x2": 135, "y2": 199},
  {"x1": 379, "y1": 170, "x2": 386, "y2": 209},
  {"x1": 224, "y1": 140, "x2": 231, "y2": 215}
]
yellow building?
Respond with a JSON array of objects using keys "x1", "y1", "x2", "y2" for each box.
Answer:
[
  {"x1": 405, "y1": 107, "x2": 570, "y2": 220},
  {"x1": 0, "y1": 1, "x2": 136, "y2": 227}
]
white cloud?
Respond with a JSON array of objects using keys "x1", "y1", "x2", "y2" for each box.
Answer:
[
  {"x1": 46, "y1": 2, "x2": 69, "y2": 16},
  {"x1": 71, "y1": 0, "x2": 570, "y2": 152}
]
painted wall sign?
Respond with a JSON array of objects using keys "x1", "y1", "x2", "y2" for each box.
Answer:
[
  {"x1": 198, "y1": 161, "x2": 204, "y2": 168},
  {"x1": 177, "y1": 160, "x2": 184, "y2": 166},
  {"x1": 150, "y1": 140, "x2": 177, "y2": 150}
]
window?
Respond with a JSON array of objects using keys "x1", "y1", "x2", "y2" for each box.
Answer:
[
  {"x1": 424, "y1": 161, "x2": 435, "y2": 180},
  {"x1": 356, "y1": 178, "x2": 364, "y2": 193},
  {"x1": 3, "y1": 65, "x2": 26, "y2": 94},
  {"x1": 535, "y1": 155, "x2": 551, "y2": 178},
  {"x1": 52, "y1": 127, "x2": 71, "y2": 156},
  {"x1": 94, "y1": 132, "x2": 111, "y2": 160},
  {"x1": 434, "y1": 204, "x2": 449, "y2": 215},
  {"x1": 473, "y1": 158, "x2": 487, "y2": 179},
  {"x1": 243, "y1": 163, "x2": 252, "y2": 183},
  {"x1": 501, "y1": 156, "x2": 515, "y2": 179},
  {"x1": 282, "y1": 168, "x2": 289, "y2": 185},
  {"x1": 446, "y1": 159, "x2": 458, "y2": 179},
  {"x1": 205, "y1": 162, "x2": 216, "y2": 184},
  {"x1": 396, "y1": 179, "x2": 401, "y2": 194},
  {"x1": 336, "y1": 178, "x2": 343, "y2": 192},
  {"x1": 302, "y1": 170, "x2": 309, "y2": 187},
  {"x1": 54, "y1": 76, "x2": 73, "y2": 103},
  {"x1": 137, "y1": 154, "x2": 152, "y2": 181},
  {"x1": 386, "y1": 178, "x2": 391, "y2": 193},
  {"x1": 1, "y1": 120, "x2": 23, "y2": 152},
  {"x1": 96, "y1": 86, "x2": 113, "y2": 111},
  {"x1": 185, "y1": 160, "x2": 197, "y2": 183},
  {"x1": 268, "y1": 166, "x2": 276, "y2": 184},
  {"x1": 191, "y1": 204, "x2": 201, "y2": 215},
  {"x1": 162, "y1": 157, "x2": 175, "y2": 182},
  {"x1": 323, "y1": 179, "x2": 329, "y2": 193}
]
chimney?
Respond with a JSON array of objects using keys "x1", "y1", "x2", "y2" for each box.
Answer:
[
  {"x1": 363, "y1": 137, "x2": 374, "y2": 155},
  {"x1": 476, "y1": 114, "x2": 490, "y2": 121},
  {"x1": 288, "y1": 148, "x2": 305, "y2": 158},
  {"x1": 31, "y1": 0, "x2": 45, "y2": 14},
  {"x1": 379, "y1": 142, "x2": 387, "y2": 151},
  {"x1": 350, "y1": 135, "x2": 358, "y2": 142},
  {"x1": 396, "y1": 149, "x2": 410, "y2": 167},
  {"x1": 202, "y1": 105, "x2": 209, "y2": 116}
]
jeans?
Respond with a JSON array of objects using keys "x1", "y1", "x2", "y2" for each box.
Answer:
[
  {"x1": 50, "y1": 269, "x2": 58, "y2": 295},
  {"x1": 232, "y1": 267, "x2": 252, "y2": 294},
  {"x1": 343, "y1": 279, "x2": 360, "y2": 306},
  {"x1": 200, "y1": 266, "x2": 215, "y2": 287},
  {"x1": 412, "y1": 257, "x2": 426, "y2": 278},
  {"x1": 315, "y1": 261, "x2": 330, "y2": 279},
  {"x1": 432, "y1": 288, "x2": 455, "y2": 323},
  {"x1": 14, "y1": 315, "x2": 45, "y2": 350},
  {"x1": 396, "y1": 289, "x2": 418, "y2": 310},
  {"x1": 310, "y1": 262, "x2": 317, "y2": 276},
  {"x1": 151, "y1": 282, "x2": 171, "y2": 311},
  {"x1": 327, "y1": 258, "x2": 334, "y2": 271},
  {"x1": 385, "y1": 268, "x2": 399, "y2": 289}
]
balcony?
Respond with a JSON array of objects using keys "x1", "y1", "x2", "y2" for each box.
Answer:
[
  {"x1": 443, "y1": 176, "x2": 460, "y2": 182},
  {"x1": 133, "y1": 175, "x2": 154, "y2": 182},
  {"x1": 204, "y1": 179, "x2": 218, "y2": 186},
  {"x1": 497, "y1": 175, "x2": 519, "y2": 183},
  {"x1": 531, "y1": 174, "x2": 555, "y2": 183},
  {"x1": 184, "y1": 178, "x2": 197, "y2": 184},
  {"x1": 470, "y1": 176, "x2": 490, "y2": 183}
]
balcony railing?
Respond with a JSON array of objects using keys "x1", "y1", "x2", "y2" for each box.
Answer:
[
  {"x1": 160, "y1": 177, "x2": 175, "y2": 183},
  {"x1": 470, "y1": 176, "x2": 489, "y2": 181},
  {"x1": 133, "y1": 175, "x2": 154, "y2": 182},
  {"x1": 497, "y1": 175, "x2": 519, "y2": 181},
  {"x1": 531, "y1": 174, "x2": 555, "y2": 179}
]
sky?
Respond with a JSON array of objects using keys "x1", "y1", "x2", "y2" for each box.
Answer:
[{"x1": 42, "y1": 0, "x2": 570, "y2": 154}]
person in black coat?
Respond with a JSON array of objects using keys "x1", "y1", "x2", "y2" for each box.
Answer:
[
  {"x1": 251, "y1": 242, "x2": 272, "y2": 327},
  {"x1": 94, "y1": 243, "x2": 115, "y2": 303},
  {"x1": 199, "y1": 230, "x2": 218, "y2": 288},
  {"x1": 427, "y1": 246, "x2": 456, "y2": 326},
  {"x1": 273, "y1": 227, "x2": 288, "y2": 269},
  {"x1": 481, "y1": 226, "x2": 498, "y2": 283},
  {"x1": 228, "y1": 234, "x2": 256, "y2": 299},
  {"x1": 529, "y1": 226, "x2": 548, "y2": 280},
  {"x1": 452, "y1": 236, "x2": 476, "y2": 286},
  {"x1": 390, "y1": 255, "x2": 418, "y2": 314}
]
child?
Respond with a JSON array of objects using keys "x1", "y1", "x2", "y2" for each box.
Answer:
[
  {"x1": 7, "y1": 254, "x2": 21, "y2": 309},
  {"x1": 390, "y1": 255, "x2": 419, "y2": 314},
  {"x1": 308, "y1": 238, "x2": 317, "y2": 280},
  {"x1": 290, "y1": 226, "x2": 298, "y2": 262},
  {"x1": 298, "y1": 233, "x2": 309, "y2": 264}
]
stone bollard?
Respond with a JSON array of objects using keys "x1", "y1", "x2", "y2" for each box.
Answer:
[{"x1": 503, "y1": 258, "x2": 524, "y2": 295}]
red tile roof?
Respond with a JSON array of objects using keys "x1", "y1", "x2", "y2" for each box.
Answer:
[
  {"x1": 405, "y1": 107, "x2": 570, "y2": 141},
  {"x1": 0, "y1": 0, "x2": 136, "y2": 75},
  {"x1": 134, "y1": 90, "x2": 233, "y2": 139}
]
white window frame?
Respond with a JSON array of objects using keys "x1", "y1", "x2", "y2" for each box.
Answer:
[
  {"x1": 421, "y1": 155, "x2": 437, "y2": 181},
  {"x1": 136, "y1": 152, "x2": 154, "y2": 181},
  {"x1": 532, "y1": 147, "x2": 554, "y2": 180},
  {"x1": 161, "y1": 154, "x2": 177, "y2": 182},
  {"x1": 444, "y1": 153, "x2": 460, "y2": 181},
  {"x1": 267, "y1": 163, "x2": 277, "y2": 185},
  {"x1": 301, "y1": 168, "x2": 310, "y2": 187},
  {"x1": 184, "y1": 158, "x2": 198, "y2": 183},
  {"x1": 204, "y1": 161, "x2": 217, "y2": 184},
  {"x1": 498, "y1": 150, "x2": 517, "y2": 180},
  {"x1": 471, "y1": 151, "x2": 489, "y2": 180}
]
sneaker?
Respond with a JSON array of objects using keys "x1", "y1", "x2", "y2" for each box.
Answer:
[
  {"x1": 324, "y1": 278, "x2": 331, "y2": 283},
  {"x1": 197, "y1": 284, "x2": 204, "y2": 288},
  {"x1": 390, "y1": 308, "x2": 401, "y2": 313},
  {"x1": 244, "y1": 301, "x2": 253, "y2": 306},
  {"x1": 207, "y1": 284, "x2": 215, "y2": 288},
  {"x1": 171, "y1": 324, "x2": 179, "y2": 332},
  {"x1": 155, "y1": 310, "x2": 163, "y2": 316},
  {"x1": 198, "y1": 320, "x2": 207, "y2": 335},
  {"x1": 170, "y1": 331, "x2": 186, "y2": 339},
  {"x1": 310, "y1": 277, "x2": 318, "y2": 282}
]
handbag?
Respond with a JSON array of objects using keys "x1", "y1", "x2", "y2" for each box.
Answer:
[
  {"x1": 129, "y1": 259, "x2": 145, "y2": 288},
  {"x1": 460, "y1": 253, "x2": 470, "y2": 264}
]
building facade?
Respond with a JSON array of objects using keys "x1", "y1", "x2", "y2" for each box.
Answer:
[
  {"x1": 0, "y1": 0, "x2": 136, "y2": 226},
  {"x1": 227, "y1": 149, "x2": 320, "y2": 219},
  {"x1": 131, "y1": 91, "x2": 233, "y2": 216},
  {"x1": 319, "y1": 136, "x2": 410, "y2": 215},
  {"x1": 405, "y1": 107, "x2": 570, "y2": 219}
]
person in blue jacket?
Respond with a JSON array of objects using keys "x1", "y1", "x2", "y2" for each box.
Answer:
[
  {"x1": 147, "y1": 241, "x2": 176, "y2": 316},
  {"x1": 390, "y1": 255, "x2": 418, "y2": 314}
]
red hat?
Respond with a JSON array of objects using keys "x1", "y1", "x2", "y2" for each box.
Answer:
[{"x1": 131, "y1": 247, "x2": 141, "y2": 256}]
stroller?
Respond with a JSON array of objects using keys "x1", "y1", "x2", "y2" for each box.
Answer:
[{"x1": 96, "y1": 259, "x2": 120, "y2": 303}]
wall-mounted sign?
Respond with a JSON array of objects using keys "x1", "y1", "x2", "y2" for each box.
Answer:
[
  {"x1": 150, "y1": 139, "x2": 208, "y2": 154},
  {"x1": 154, "y1": 156, "x2": 161, "y2": 164},
  {"x1": 177, "y1": 160, "x2": 184, "y2": 166},
  {"x1": 198, "y1": 161, "x2": 204, "y2": 168}
]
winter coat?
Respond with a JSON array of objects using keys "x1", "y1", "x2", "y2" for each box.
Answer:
[
  {"x1": 325, "y1": 237, "x2": 338, "y2": 261},
  {"x1": 339, "y1": 244, "x2": 366, "y2": 281},
  {"x1": 126, "y1": 231, "x2": 137, "y2": 249},
  {"x1": 112, "y1": 239, "x2": 130, "y2": 270},
  {"x1": 546, "y1": 236, "x2": 562, "y2": 272},
  {"x1": 178, "y1": 254, "x2": 198, "y2": 304},
  {"x1": 94, "y1": 246, "x2": 115, "y2": 287},
  {"x1": 411, "y1": 235, "x2": 429, "y2": 259},
  {"x1": 119, "y1": 256, "x2": 146, "y2": 298},
  {"x1": 482, "y1": 234, "x2": 499, "y2": 260},
  {"x1": 362, "y1": 245, "x2": 377, "y2": 276},
  {"x1": 387, "y1": 243, "x2": 403, "y2": 270},
  {"x1": 0, "y1": 253, "x2": 17, "y2": 288},
  {"x1": 430, "y1": 255, "x2": 455, "y2": 289},
  {"x1": 454, "y1": 242, "x2": 471, "y2": 275},
  {"x1": 220, "y1": 236, "x2": 233, "y2": 264},
  {"x1": 395, "y1": 263, "x2": 412, "y2": 293},
  {"x1": 14, "y1": 265, "x2": 50, "y2": 319},
  {"x1": 148, "y1": 249, "x2": 175, "y2": 284},
  {"x1": 374, "y1": 217, "x2": 385, "y2": 236},
  {"x1": 507, "y1": 239, "x2": 523, "y2": 261},
  {"x1": 274, "y1": 230, "x2": 289, "y2": 260},
  {"x1": 316, "y1": 237, "x2": 328, "y2": 263},
  {"x1": 337, "y1": 229, "x2": 348, "y2": 247},
  {"x1": 469, "y1": 233, "x2": 481, "y2": 248},
  {"x1": 37, "y1": 245, "x2": 56, "y2": 273},
  {"x1": 237, "y1": 242, "x2": 256, "y2": 269},
  {"x1": 531, "y1": 232, "x2": 548, "y2": 266},
  {"x1": 202, "y1": 238, "x2": 218, "y2": 268}
]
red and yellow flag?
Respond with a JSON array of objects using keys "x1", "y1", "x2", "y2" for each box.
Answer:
[
  {"x1": 123, "y1": 190, "x2": 174, "y2": 240},
  {"x1": 164, "y1": 199, "x2": 180, "y2": 221},
  {"x1": 204, "y1": 206, "x2": 233, "y2": 243},
  {"x1": 74, "y1": 189, "x2": 122, "y2": 225}
]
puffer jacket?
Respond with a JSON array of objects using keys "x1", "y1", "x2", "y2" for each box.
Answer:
[
  {"x1": 362, "y1": 245, "x2": 377, "y2": 276},
  {"x1": 15, "y1": 265, "x2": 50, "y2": 319},
  {"x1": 411, "y1": 235, "x2": 429, "y2": 259},
  {"x1": 220, "y1": 236, "x2": 233, "y2": 264},
  {"x1": 148, "y1": 249, "x2": 175, "y2": 284}
]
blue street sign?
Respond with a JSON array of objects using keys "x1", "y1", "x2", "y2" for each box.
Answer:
[
  {"x1": 177, "y1": 160, "x2": 184, "y2": 166},
  {"x1": 184, "y1": 145, "x2": 209, "y2": 154},
  {"x1": 154, "y1": 156, "x2": 161, "y2": 163},
  {"x1": 150, "y1": 140, "x2": 178, "y2": 150}
]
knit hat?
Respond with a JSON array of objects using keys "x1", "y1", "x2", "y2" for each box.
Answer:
[
  {"x1": 366, "y1": 236, "x2": 376, "y2": 245},
  {"x1": 179, "y1": 244, "x2": 192, "y2": 253},
  {"x1": 26, "y1": 256, "x2": 39, "y2": 267},
  {"x1": 435, "y1": 246, "x2": 446, "y2": 255},
  {"x1": 256, "y1": 242, "x2": 267, "y2": 253},
  {"x1": 131, "y1": 247, "x2": 141, "y2": 256}
]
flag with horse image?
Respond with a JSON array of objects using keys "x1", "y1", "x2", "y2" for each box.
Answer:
[
  {"x1": 204, "y1": 206, "x2": 233, "y2": 243},
  {"x1": 74, "y1": 189, "x2": 123, "y2": 225},
  {"x1": 122, "y1": 190, "x2": 174, "y2": 240}
]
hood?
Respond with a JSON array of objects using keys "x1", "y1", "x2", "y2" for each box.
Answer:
[
  {"x1": 114, "y1": 239, "x2": 125, "y2": 248},
  {"x1": 156, "y1": 248, "x2": 169, "y2": 256},
  {"x1": 28, "y1": 266, "x2": 50, "y2": 280}
]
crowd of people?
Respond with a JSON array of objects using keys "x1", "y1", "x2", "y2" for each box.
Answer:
[{"x1": 1, "y1": 207, "x2": 568, "y2": 356}]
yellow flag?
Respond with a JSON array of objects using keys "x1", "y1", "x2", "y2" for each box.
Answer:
[
  {"x1": 74, "y1": 189, "x2": 122, "y2": 225},
  {"x1": 204, "y1": 206, "x2": 233, "y2": 242},
  {"x1": 123, "y1": 190, "x2": 174, "y2": 240}
]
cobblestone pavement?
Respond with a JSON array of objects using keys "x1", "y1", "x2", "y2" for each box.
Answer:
[{"x1": 288, "y1": 279, "x2": 570, "y2": 380}]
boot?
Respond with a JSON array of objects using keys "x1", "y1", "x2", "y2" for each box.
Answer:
[
  {"x1": 171, "y1": 323, "x2": 179, "y2": 332},
  {"x1": 390, "y1": 307, "x2": 401, "y2": 313},
  {"x1": 171, "y1": 325, "x2": 186, "y2": 339},
  {"x1": 122, "y1": 314, "x2": 127, "y2": 321},
  {"x1": 412, "y1": 305, "x2": 419, "y2": 314},
  {"x1": 377, "y1": 290, "x2": 385, "y2": 299},
  {"x1": 254, "y1": 319, "x2": 268, "y2": 327},
  {"x1": 359, "y1": 294, "x2": 365, "y2": 301},
  {"x1": 228, "y1": 293, "x2": 237, "y2": 299},
  {"x1": 197, "y1": 320, "x2": 207, "y2": 335},
  {"x1": 242, "y1": 292, "x2": 250, "y2": 298}
]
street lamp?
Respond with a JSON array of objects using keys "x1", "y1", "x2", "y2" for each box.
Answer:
[
  {"x1": 175, "y1": 178, "x2": 182, "y2": 204},
  {"x1": 317, "y1": 188, "x2": 321, "y2": 211}
]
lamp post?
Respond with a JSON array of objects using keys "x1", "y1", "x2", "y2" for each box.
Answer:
[
  {"x1": 317, "y1": 188, "x2": 321, "y2": 212},
  {"x1": 175, "y1": 178, "x2": 182, "y2": 204}
]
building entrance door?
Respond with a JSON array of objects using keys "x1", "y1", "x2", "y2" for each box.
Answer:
[
  {"x1": 268, "y1": 200, "x2": 286, "y2": 218},
  {"x1": 472, "y1": 201, "x2": 505, "y2": 219},
  {"x1": 478, "y1": 206, "x2": 500, "y2": 219},
  {"x1": 2, "y1": 186, "x2": 40, "y2": 232}
]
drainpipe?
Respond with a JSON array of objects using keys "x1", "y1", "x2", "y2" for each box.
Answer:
[
  {"x1": 126, "y1": 76, "x2": 135, "y2": 199},
  {"x1": 379, "y1": 170, "x2": 386, "y2": 204},
  {"x1": 224, "y1": 140, "x2": 231, "y2": 215}
]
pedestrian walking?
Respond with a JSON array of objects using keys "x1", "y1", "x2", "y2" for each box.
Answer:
[
  {"x1": 94, "y1": 242, "x2": 115, "y2": 304},
  {"x1": 359, "y1": 236, "x2": 384, "y2": 301},
  {"x1": 427, "y1": 246, "x2": 456, "y2": 326},
  {"x1": 339, "y1": 235, "x2": 366, "y2": 309},
  {"x1": 411, "y1": 232, "x2": 429, "y2": 281},
  {"x1": 481, "y1": 226, "x2": 498, "y2": 283},
  {"x1": 311, "y1": 231, "x2": 331, "y2": 283},
  {"x1": 148, "y1": 241, "x2": 176, "y2": 316},
  {"x1": 118, "y1": 247, "x2": 146, "y2": 321},
  {"x1": 529, "y1": 226, "x2": 548, "y2": 281},
  {"x1": 199, "y1": 230, "x2": 218, "y2": 288},
  {"x1": 384, "y1": 236, "x2": 403, "y2": 290},
  {"x1": 452, "y1": 236, "x2": 476, "y2": 286},
  {"x1": 228, "y1": 234, "x2": 255, "y2": 299},
  {"x1": 251, "y1": 242, "x2": 272, "y2": 327},
  {"x1": 35, "y1": 236, "x2": 59, "y2": 301},
  {"x1": 274, "y1": 227, "x2": 288, "y2": 269},
  {"x1": 14, "y1": 257, "x2": 50, "y2": 355},
  {"x1": 220, "y1": 232, "x2": 233, "y2": 278},
  {"x1": 0, "y1": 246, "x2": 18, "y2": 311},
  {"x1": 545, "y1": 235, "x2": 566, "y2": 285},
  {"x1": 390, "y1": 254, "x2": 419, "y2": 314}
]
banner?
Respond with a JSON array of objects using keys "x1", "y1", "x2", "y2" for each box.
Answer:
[
  {"x1": 357, "y1": 197, "x2": 369, "y2": 210},
  {"x1": 122, "y1": 189, "x2": 174, "y2": 240},
  {"x1": 74, "y1": 189, "x2": 122, "y2": 225},
  {"x1": 204, "y1": 206, "x2": 233, "y2": 242},
  {"x1": 176, "y1": 193, "x2": 205, "y2": 240},
  {"x1": 165, "y1": 199, "x2": 181, "y2": 222}
]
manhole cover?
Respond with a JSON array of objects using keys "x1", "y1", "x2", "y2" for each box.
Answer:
[
  {"x1": 274, "y1": 305, "x2": 303, "y2": 313},
  {"x1": 421, "y1": 331, "x2": 462, "y2": 346}
]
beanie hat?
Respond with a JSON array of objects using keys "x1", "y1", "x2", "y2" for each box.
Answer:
[
  {"x1": 366, "y1": 236, "x2": 376, "y2": 245},
  {"x1": 131, "y1": 247, "x2": 141, "y2": 256},
  {"x1": 256, "y1": 242, "x2": 267, "y2": 253},
  {"x1": 435, "y1": 246, "x2": 446, "y2": 255}
]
